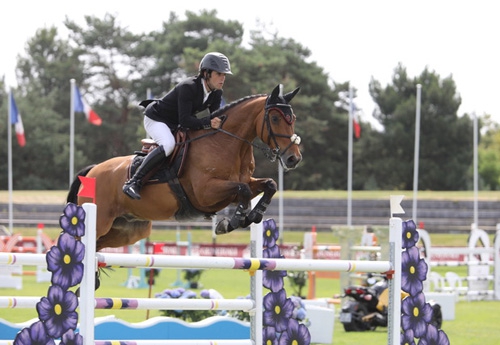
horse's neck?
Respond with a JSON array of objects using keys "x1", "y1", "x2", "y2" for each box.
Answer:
[{"x1": 223, "y1": 99, "x2": 264, "y2": 142}]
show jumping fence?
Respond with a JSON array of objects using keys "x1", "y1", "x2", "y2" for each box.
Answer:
[
  {"x1": 418, "y1": 226, "x2": 500, "y2": 301},
  {"x1": 0, "y1": 199, "x2": 408, "y2": 345}
]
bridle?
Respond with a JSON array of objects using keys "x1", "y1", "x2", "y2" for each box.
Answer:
[
  {"x1": 182, "y1": 97, "x2": 301, "y2": 166},
  {"x1": 260, "y1": 102, "x2": 301, "y2": 164}
]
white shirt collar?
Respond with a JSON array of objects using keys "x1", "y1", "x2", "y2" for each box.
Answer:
[{"x1": 202, "y1": 79, "x2": 211, "y2": 103}]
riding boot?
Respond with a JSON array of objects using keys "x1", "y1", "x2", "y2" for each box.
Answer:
[{"x1": 123, "y1": 146, "x2": 165, "y2": 200}]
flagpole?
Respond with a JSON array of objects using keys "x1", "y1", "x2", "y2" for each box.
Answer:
[
  {"x1": 347, "y1": 85, "x2": 353, "y2": 227},
  {"x1": 412, "y1": 84, "x2": 422, "y2": 226},
  {"x1": 70, "y1": 79, "x2": 75, "y2": 187},
  {"x1": 473, "y1": 112, "x2": 478, "y2": 229},
  {"x1": 7, "y1": 90, "x2": 14, "y2": 233}
]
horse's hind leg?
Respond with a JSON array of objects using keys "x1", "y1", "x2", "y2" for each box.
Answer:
[{"x1": 96, "y1": 217, "x2": 152, "y2": 251}]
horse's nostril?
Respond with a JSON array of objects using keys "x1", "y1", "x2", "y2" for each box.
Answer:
[{"x1": 286, "y1": 155, "x2": 301, "y2": 168}]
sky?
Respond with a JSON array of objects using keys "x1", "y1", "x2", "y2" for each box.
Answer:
[{"x1": 1, "y1": 0, "x2": 498, "y2": 127}]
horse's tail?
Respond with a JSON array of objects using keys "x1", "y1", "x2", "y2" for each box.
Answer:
[{"x1": 67, "y1": 165, "x2": 96, "y2": 203}]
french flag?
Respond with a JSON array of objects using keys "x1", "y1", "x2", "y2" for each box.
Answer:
[
  {"x1": 9, "y1": 93, "x2": 26, "y2": 147},
  {"x1": 351, "y1": 102, "x2": 361, "y2": 139},
  {"x1": 74, "y1": 85, "x2": 102, "y2": 126}
]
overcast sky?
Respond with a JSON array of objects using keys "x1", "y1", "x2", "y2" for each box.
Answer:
[{"x1": 1, "y1": 0, "x2": 498, "y2": 126}]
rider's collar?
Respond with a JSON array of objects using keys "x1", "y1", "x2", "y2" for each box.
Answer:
[{"x1": 202, "y1": 79, "x2": 212, "y2": 103}]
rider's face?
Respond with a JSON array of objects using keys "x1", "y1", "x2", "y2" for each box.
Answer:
[{"x1": 207, "y1": 71, "x2": 226, "y2": 90}]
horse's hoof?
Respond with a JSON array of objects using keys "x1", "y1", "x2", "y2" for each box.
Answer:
[{"x1": 215, "y1": 218, "x2": 234, "y2": 235}]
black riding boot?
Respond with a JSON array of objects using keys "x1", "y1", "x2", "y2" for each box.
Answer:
[{"x1": 123, "y1": 146, "x2": 165, "y2": 200}]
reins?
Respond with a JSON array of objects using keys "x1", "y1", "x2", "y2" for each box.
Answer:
[{"x1": 175, "y1": 99, "x2": 300, "y2": 164}]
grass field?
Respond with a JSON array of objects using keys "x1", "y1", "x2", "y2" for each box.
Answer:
[{"x1": 1, "y1": 190, "x2": 500, "y2": 343}]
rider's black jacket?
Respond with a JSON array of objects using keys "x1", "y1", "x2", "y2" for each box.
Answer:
[{"x1": 141, "y1": 75, "x2": 223, "y2": 131}]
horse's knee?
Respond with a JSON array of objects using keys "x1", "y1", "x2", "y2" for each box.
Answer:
[
  {"x1": 264, "y1": 179, "x2": 277, "y2": 195},
  {"x1": 236, "y1": 184, "x2": 252, "y2": 204}
]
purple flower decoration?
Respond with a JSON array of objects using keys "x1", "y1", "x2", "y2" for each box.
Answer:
[
  {"x1": 263, "y1": 245, "x2": 287, "y2": 292},
  {"x1": 14, "y1": 321, "x2": 55, "y2": 345},
  {"x1": 263, "y1": 269, "x2": 287, "y2": 292},
  {"x1": 263, "y1": 219, "x2": 279, "y2": 249},
  {"x1": 59, "y1": 203, "x2": 86, "y2": 237},
  {"x1": 401, "y1": 246, "x2": 428, "y2": 295},
  {"x1": 277, "y1": 318, "x2": 311, "y2": 345},
  {"x1": 402, "y1": 220, "x2": 419, "y2": 249},
  {"x1": 46, "y1": 232, "x2": 85, "y2": 290},
  {"x1": 418, "y1": 323, "x2": 450, "y2": 345},
  {"x1": 401, "y1": 292, "x2": 434, "y2": 338},
  {"x1": 263, "y1": 326, "x2": 278, "y2": 345},
  {"x1": 60, "y1": 329, "x2": 84, "y2": 345},
  {"x1": 36, "y1": 285, "x2": 78, "y2": 338},
  {"x1": 263, "y1": 243, "x2": 282, "y2": 259},
  {"x1": 401, "y1": 328, "x2": 416, "y2": 345},
  {"x1": 263, "y1": 289, "x2": 294, "y2": 332}
]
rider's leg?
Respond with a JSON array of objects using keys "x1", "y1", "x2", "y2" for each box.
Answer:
[
  {"x1": 123, "y1": 117, "x2": 174, "y2": 200},
  {"x1": 123, "y1": 145, "x2": 165, "y2": 200}
]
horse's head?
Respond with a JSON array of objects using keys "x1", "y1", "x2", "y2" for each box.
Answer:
[{"x1": 260, "y1": 84, "x2": 302, "y2": 171}]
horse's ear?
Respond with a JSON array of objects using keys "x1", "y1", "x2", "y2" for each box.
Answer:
[
  {"x1": 270, "y1": 84, "x2": 282, "y2": 100},
  {"x1": 283, "y1": 87, "x2": 300, "y2": 104}
]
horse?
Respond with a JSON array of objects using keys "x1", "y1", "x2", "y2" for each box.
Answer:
[{"x1": 67, "y1": 84, "x2": 302, "y2": 253}]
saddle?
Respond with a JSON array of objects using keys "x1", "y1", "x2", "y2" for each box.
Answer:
[
  {"x1": 128, "y1": 130, "x2": 214, "y2": 220},
  {"x1": 130, "y1": 130, "x2": 188, "y2": 180}
]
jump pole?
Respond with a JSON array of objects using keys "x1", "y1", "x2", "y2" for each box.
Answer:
[
  {"x1": 249, "y1": 197, "x2": 263, "y2": 345},
  {"x1": 0, "y1": 252, "x2": 393, "y2": 273},
  {"x1": 80, "y1": 203, "x2": 97, "y2": 344}
]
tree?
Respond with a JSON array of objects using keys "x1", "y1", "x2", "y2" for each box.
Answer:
[
  {"x1": 2, "y1": 11, "x2": 485, "y2": 192},
  {"x1": 368, "y1": 64, "x2": 473, "y2": 190},
  {"x1": 478, "y1": 117, "x2": 500, "y2": 190}
]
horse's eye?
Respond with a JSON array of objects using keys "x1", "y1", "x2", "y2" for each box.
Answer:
[{"x1": 271, "y1": 115, "x2": 280, "y2": 124}]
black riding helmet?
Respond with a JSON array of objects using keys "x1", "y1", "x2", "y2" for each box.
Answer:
[{"x1": 199, "y1": 52, "x2": 233, "y2": 75}]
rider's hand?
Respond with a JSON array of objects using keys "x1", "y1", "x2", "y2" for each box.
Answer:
[{"x1": 210, "y1": 117, "x2": 221, "y2": 129}]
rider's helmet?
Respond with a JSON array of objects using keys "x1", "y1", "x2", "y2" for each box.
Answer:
[{"x1": 199, "y1": 52, "x2": 232, "y2": 75}]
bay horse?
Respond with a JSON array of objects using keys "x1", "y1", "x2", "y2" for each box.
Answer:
[{"x1": 67, "y1": 84, "x2": 302, "y2": 252}]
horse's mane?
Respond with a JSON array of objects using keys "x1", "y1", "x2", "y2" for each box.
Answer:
[{"x1": 211, "y1": 93, "x2": 267, "y2": 117}]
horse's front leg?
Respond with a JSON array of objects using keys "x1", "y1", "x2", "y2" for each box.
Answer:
[
  {"x1": 244, "y1": 177, "x2": 277, "y2": 226},
  {"x1": 214, "y1": 183, "x2": 253, "y2": 235}
]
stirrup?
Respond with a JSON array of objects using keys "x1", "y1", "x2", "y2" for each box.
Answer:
[{"x1": 123, "y1": 181, "x2": 141, "y2": 200}]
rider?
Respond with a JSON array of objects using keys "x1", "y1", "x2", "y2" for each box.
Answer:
[{"x1": 122, "y1": 52, "x2": 233, "y2": 200}]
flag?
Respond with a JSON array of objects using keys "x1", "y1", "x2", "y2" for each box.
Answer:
[
  {"x1": 9, "y1": 93, "x2": 26, "y2": 147},
  {"x1": 351, "y1": 102, "x2": 361, "y2": 139},
  {"x1": 78, "y1": 176, "x2": 96, "y2": 203},
  {"x1": 74, "y1": 86, "x2": 102, "y2": 126}
]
